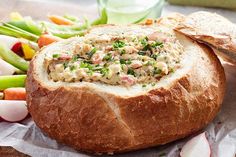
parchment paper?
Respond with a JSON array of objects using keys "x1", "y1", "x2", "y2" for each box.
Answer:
[{"x1": 0, "y1": 62, "x2": 235, "y2": 157}]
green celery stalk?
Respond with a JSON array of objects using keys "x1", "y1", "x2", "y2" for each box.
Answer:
[
  {"x1": 0, "y1": 43, "x2": 29, "y2": 71},
  {"x1": 8, "y1": 20, "x2": 42, "y2": 35},
  {"x1": 91, "y1": 8, "x2": 108, "y2": 25},
  {"x1": 0, "y1": 75, "x2": 26, "y2": 90},
  {"x1": 0, "y1": 23, "x2": 39, "y2": 42}
]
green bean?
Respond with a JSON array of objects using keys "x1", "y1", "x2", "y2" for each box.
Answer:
[
  {"x1": 0, "y1": 75, "x2": 26, "y2": 90},
  {"x1": 0, "y1": 43, "x2": 29, "y2": 71}
]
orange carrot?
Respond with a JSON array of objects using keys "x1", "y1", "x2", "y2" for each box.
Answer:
[
  {"x1": 37, "y1": 34, "x2": 61, "y2": 48},
  {"x1": 48, "y1": 15, "x2": 74, "y2": 25},
  {"x1": 3, "y1": 87, "x2": 26, "y2": 100}
]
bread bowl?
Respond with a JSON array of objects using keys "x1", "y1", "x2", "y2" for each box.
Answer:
[
  {"x1": 26, "y1": 24, "x2": 226, "y2": 154},
  {"x1": 175, "y1": 11, "x2": 236, "y2": 63}
]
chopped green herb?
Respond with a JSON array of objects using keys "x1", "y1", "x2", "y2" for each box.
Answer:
[
  {"x1": 150, "y1": 54, "x2": 159, "y2": 60},
  {"x1": 69, "y1": 65, "x2": 76, "y2": 71},
  {"x1": 138, "y1": 51, "x2": 146, "y2": 56},
  {"x1": 140, "y1": 37, "x2": 148, "y2": 47},
  {"x1": 100, "y1": 67, "x2": 109, "y2": 76},
  {"x1": 153, "y1": 67, "x2": 162, "y2": 75},
  {"x1": 113, "y1": 40, "x2": 125, "y2": 49},
  {"x1": 120, "y1": 49, "x2": 126, "y2": 55},
  {"x1": 120, "y1": 58, "x2": 126, "y2": 64},
  {"x1": 52, "y1": 54, "x2": 60, "y2": 58},
  {"x1": 126, "y1": 59, "x2": 132, "y2": 65},
  {"x1": 87, "y1": 47, "x2": 97, "y2": 59},
  {"x1": 142, "y1": 84, "x2": 147, "y2": 88},
  {"x1": 63, "y1": 62, "x2": 68, "y2": 69},
  {"x1": 151, "y1": 82, "x2": 156, "y2": 86},
  {"x1": 127, "y1": 68, "x2": 136, "y2": 76},
  {"x1": 103, "y1": 53, "x2": 112, "y2": 61},
  {"x1": 151, "y1": 41, "x2": 163, "y2": 48},
  {"x1": 80, "y1": 61, "x2": 93, "y2": 70},
  {"x1": 87, "y1": 70, "x2": 94, "y2": 76},
  {"x1": 72, "y1": 54, "x2": 81, "y2": 62},
  {"x1": 120, "y1": 58, "x2": 132, "y2": 65}
]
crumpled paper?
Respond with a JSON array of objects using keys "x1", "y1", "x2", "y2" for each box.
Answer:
[{"x1": 0, "y1": 63, "x2": 236, "y2": 157}]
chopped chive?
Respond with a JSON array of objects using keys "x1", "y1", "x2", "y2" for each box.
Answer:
[
  {"x1": 153, "y1": 67, "x2": 162, "y2": 75},
  {"x1": 120, "y1": 49, "x2": 126, "y2": 55},
  {"x1": 150, "y1": 53, "x2": 159, "y2": 60},
  {"x1": 127, "y1": 68, "x2": 136, "y2": 76},
  {"x1": 103, "y1": 53, "x2": 112, "y2": 61},
  {"x1": 87, "y1": 47, "x2": 97, "y2": 59},
  {"x1": 63, "y1": 62, "x2": 69, "y2": 69},
  {"x1": 142, "y1": 84, "x2": 147, "y2": 88},
  {"x1": 151, "y1": 41, "x2": 163, "y2": 48},
  {"x1": 138, "y1": 51, "x2": 146, "y2": 56},
  {"x1": 113, "y1": 40, "x2": 125, "y2": 49}
]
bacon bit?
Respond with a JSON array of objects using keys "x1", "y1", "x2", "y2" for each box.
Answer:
[
  {"x1": 91, "y1": 53, "x2": 103, "y2": 64},
  {"x1": 121, "y1": 75, "x2": 135, "y2": 86},
  {"x1": 145, "y1": 19, "x2": 153, "y2": 25},
  {"x1": 58, "y1": 54, "x2": 72, "y2": 60}
]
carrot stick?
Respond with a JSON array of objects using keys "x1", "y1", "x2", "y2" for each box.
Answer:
[
  {"x1": 3, "y1": 87, "x2": 26, "y2": 100},
  {"x1": 48, "y1": 15, "x2": 74, "y2": 25},
  {"x1": 37, "y1": 34, "x2": 61, "y2": 48}
]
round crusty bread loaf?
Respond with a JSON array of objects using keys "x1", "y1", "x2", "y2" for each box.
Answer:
[{"x1": 26, "y1": 24, "x2": 226, "y2": 154}]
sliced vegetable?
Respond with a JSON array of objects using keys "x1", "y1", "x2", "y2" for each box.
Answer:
[
  {"x1": 8, "y1": 20, "x2": 42, "y2": 35},
  {"x1": 11, "y1": 42, "x2": 23, "y2": 56},
  {"x1": 91, "y1": 8, "x2": 108, "y2": 25},
  {"x1": 180, "y1": 132, "x2": 211, "y2": 157},
  {"x1": 0, "y1": 59, "x2": 17, "y2": 76},
  {"x1": 48, "y1": 15, "x2": 75, "y2": 25},
  {"x1": 0, "y1": 100, "x2": 28, "y2": 122},
  {"x1": 0, "y1": 35, "x2": 19, "y2": 49},
  {"x1": 0, "y1": 43, "x2": 29, "y2": 71},
  {"x1": 3, "y1": 87, "x2": 26, "y2": 100},
  {"x1": 1, "y1": 23, "x2": 39, "y2": 41},
  {"x1": 0, "y1": 75, "x2": 26, "y2": 90},
  {"x1": 37, "y1": 34, "x2": 62, "y2": 48},
  {"x1": 21, "y1": 43, "x2": 35, "y2": 59}
]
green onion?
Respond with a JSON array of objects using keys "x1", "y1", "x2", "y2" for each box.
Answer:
[
  {"x1": 100, "y1": 67, "x2": 109, "y2": 77},
  {"x1": 153, "y1": 67, "x2": 162, "y2": 75},
  {"x1": 0, "y1": 43, "x2": 29, "y2": 71},
  {"x1": 87, "y1": 47, "x2": 96, "y2": 59},
  {"x1": 0, "y1": 75, "x2": 26, "y2": 90},
  {"x1": 138, "y1": 51, "x2": 146, "y2": 56},
  {"x1": 151, "y1": 41, "x2": 163, "y2": 48},
  {"x1": 113, "y1": 40, "x2": 125, "y2": 49},
  {"x1": 103, "y1": 53, "x2": 112, "y2": 61},
  {"x1": 150, "y1": 54, "x2": 159, "y2": 60},
  {"x1": 127, "y1": 68, "x2": 136, "y2": 76}
]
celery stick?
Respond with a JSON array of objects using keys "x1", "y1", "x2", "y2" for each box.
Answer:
[
  {"x1": 91, "y1": 8, "x2": 108, "y2": 25},
  {"x1": 0, "y1": 43, "x2": 29, "y2": 71},
  {"x1": 0, "y1": 75, "x2": 26, "y2": 90},
  {"x1": 0, "y1": 24, "x2": 38, "y2": 42}
]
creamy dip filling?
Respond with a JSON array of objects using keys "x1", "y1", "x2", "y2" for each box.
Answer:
[{"x1": 46, "y1": 28, "x2": 183, "y2": 87}]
